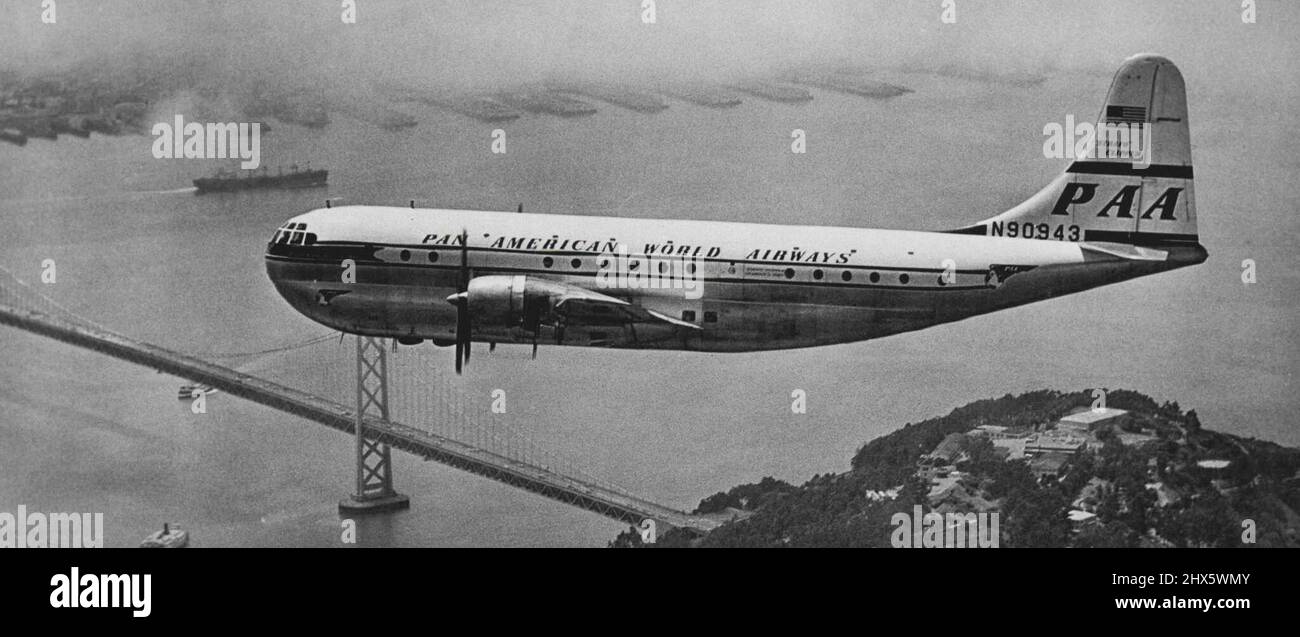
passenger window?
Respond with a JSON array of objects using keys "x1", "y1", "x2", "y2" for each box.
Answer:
[
  {"x1": 704, "y1": 311, "x2": 718, "y2": 323},
  {"x1": 682, "y1": 310, "x2": 696, "y2": 322}
]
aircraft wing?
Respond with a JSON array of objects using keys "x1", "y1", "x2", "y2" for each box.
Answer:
[{"x1": 553, "y1": 288, "x2": 702, "y2": 330}]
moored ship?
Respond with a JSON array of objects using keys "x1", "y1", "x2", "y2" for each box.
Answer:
[
  {"x1": 656, "y1": 84, "x2": 743, "y2": 108},
  {"x1": 730, "y1": 80, "x2": 813, "y2": 103},
  {"x1": 495, "y1": 90, "x2": 597, "y2": 117},
  {"x1": 551, "y1": 82, "x2": 668, "y2": 113},
  {"x1": 781, "y1": 71, "x2": 913, "y2": 98},
  {"x1": 435, "y1": 95, "x2": 522, "y2": 122}
]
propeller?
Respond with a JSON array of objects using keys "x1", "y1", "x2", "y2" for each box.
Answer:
[{"x1": 444, "y1": 228, "x2": 472, "y2": 374}]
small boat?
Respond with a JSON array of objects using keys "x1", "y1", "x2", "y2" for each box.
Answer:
[{"x1": 139, "y1": 523, "x2": 189, "y2": 548}]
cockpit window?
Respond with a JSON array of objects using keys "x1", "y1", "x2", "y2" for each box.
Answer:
[{"x1": 273, "y1": 222, "x2": 312, "y2": 246}]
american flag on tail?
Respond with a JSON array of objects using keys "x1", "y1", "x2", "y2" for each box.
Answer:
[{"x1": 1105, "y1": 104, "x2": 1147, "y2": 124}]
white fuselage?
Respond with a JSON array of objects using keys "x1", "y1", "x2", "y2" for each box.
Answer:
[{"x1": 264, "y1": 205, "x2": 1200, "y2": 352}]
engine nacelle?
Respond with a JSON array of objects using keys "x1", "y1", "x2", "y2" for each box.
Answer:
[{"x1": 465, "y1": 275, "x2": 571, "y2": 331}]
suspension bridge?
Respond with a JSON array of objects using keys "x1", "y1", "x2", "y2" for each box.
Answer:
[{"x1": 0, "y1": 265, "x2": 720, "y2": 536}]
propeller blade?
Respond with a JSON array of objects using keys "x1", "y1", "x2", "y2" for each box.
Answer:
[
  {"x1": 455, "y1": 337, "x2": 463, "y2": 374},
  {"x1": 455, "y1": 228, "x2": 471, "y2": 374},
  {"x1": 457, "y1": 303, "x2": 471, "y2": 373},
  {"x1": 459, "y1": 228, "x2": 470, "y2": 289}
]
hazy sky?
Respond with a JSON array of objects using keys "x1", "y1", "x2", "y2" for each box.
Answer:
[{"x1": 1, "y1": 0, "x2": 1296, "y2": 94}]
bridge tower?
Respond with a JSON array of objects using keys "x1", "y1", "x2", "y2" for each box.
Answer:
[{"x1": 339, "y1": 335, "x2": 411, "y2": 514}]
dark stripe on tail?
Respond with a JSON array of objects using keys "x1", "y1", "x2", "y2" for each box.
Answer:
[
  {"x1": 1082, "y1": 230, "x2": 1200, "y2": 246},
  {"x1": 944, "y1": 225, "x2": 1199, "y2": 248},
  {"x1": 1066, "y1": 161, "x2": 1193, "y2": 179}
]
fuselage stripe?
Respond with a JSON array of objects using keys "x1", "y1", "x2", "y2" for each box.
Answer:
[
  {"x1": 277, "y1": 240, "x2": 994, "y2": 274},
  {"x1": 264, "y1": 254, "x2": 993, "y2": 292}
]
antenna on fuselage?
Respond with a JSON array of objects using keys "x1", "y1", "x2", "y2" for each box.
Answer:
[
  {"x1": 410, "y1": 200, "x2": 415, "y2": 209},
  {"x1": 517, "y1": 203, "x2": 523, "y2": 213}
]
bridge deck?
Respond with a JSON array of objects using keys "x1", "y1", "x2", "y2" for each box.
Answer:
[{"x1": 0, "y1": 304, "x2": 719, "y2": 534}]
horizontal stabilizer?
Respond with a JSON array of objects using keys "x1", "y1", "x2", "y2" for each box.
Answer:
[{"x1": 1079, "y1": 241, "x2": 1168, "y2": 261}]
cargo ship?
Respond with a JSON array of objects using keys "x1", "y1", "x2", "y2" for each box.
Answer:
[
  {"x1": 495, "y1": 90, "x2": 597, "y2": 117},
  {"x1": 245, "y1": 88, "x2": 330, "y2": 129},
  {"x1": 781, "y1": 71, "x2": 913, "y2": 98},
  {"x1": 730, "y1": 80, "x2": 813, "y2": 103},
  {"x1": 894, "y1": 62, "x2": 1048, "y2": 87},
  {"x1": 551, "y1": 83, "x2": 668, "y2": 113},
  {"x1": 193, "y1": 165, "x2": 327, "y2": 194},
  {"x1": 438, "y1": 96, "x2": 523, "y2": 122},
  {"x1": 377, "y1": 83, "x2": 524, "y2": 122},
  {"x1": 375, "y1": 109, "x2": 418, "y2": 130},
  {"x1": 273, "y1": 101, "x2": 329, "y2": 128},
  {"x1": 656, "y1": 84, "x2": 743, "y2": 108}
]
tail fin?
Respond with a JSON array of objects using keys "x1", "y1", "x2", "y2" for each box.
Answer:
[{"x1": 956, "y1": 54, "x2": 1198, "y2": 248}]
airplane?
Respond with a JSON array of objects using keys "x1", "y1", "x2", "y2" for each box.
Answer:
[{"x1": 266, "y1": 54, "x2": 1205, "y2": 373}]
